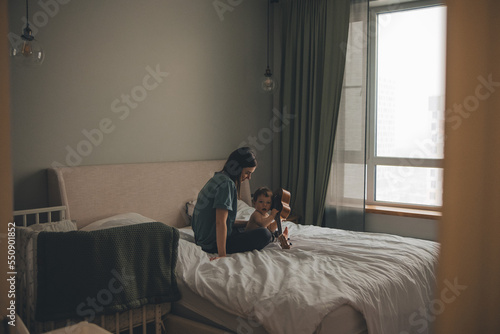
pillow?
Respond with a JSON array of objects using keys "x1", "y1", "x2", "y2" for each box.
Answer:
[
  {"x1": 236, "y1": 200, "x2": 255, "y2": 221},
  {"x1": 16, "y1": 219, "x2": 77, "y2": 232},
  {"x1": 80, "y1": 213, "x2": 155, "y2": 231},
  {"x1": 185, "y1": 200, "x2": 196, "y2": 223},
  {"x1": 184, "y1": 199, "x2": 256, "y2": 222},
  {"x1": 178, "y1": 226, "x2": 195, "y2": 243}
]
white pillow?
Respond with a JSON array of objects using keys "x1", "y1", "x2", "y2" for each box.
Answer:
[
  {"x1": 80, "y1": 213, "x2": 155, "y2": 231},
  {"x1": 178, "y1": 226, "x2": 195, "y2": 243},
  {"x1": 16, "y1": 220, "x2": 77, "y2": 232},
  {"x1": 185, "y1": 200, "x2": 196, "y2": 222},
  {"x1": 236, "y1": 200, "x2": 255, "y2": 221}
]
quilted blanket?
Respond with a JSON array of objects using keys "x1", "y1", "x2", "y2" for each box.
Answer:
[{"x1": 36, "y1": 222, "x2": 180, "y2": 321}]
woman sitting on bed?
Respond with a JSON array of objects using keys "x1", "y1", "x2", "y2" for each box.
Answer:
[{"x1": 191, "y1": 147, "x2": 272, "y2": 260}]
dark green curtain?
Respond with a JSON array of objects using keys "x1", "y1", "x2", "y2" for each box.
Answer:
[{"x1": 277, "y1": 0, "x2": 351, "y2": 226}]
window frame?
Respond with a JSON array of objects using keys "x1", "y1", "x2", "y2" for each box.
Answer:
[{"x1": 366, "y1": 0, "x2": 446, "y2": 211}]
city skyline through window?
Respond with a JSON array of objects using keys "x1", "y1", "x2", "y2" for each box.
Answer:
[{"x1": 371, "y1": 4, "x2": 446, "y2": 207}]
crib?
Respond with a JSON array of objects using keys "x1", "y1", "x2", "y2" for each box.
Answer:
[{"x1": 13, "y1": 206, "x2": 170, "y2": 334}]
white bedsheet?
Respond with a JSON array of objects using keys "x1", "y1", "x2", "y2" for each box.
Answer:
[{"x1": 176, "y1": 222, "x2": 439, "y2": 334}]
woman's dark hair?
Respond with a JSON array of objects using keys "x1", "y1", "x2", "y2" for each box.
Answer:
[{"x1": 222, "y1": 147, "x2": 257, "y2": 194}]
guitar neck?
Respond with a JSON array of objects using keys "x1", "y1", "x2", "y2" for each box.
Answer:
[{"x1": 275, "y1": 213, "x2": 283, "y2": 235}]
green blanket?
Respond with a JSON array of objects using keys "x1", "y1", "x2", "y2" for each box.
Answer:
[{"x1": 35, "y1": 222, "x2": 181, "y2": 321}]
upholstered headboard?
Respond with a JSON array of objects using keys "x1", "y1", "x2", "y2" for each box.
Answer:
[{"x1": 47, "y1": 160, "x2": 252, "y2": 229}]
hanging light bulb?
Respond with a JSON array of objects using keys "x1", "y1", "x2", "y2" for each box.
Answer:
[
  {"x1": 260, "y1": 0, "x2": 278, "y2": 94},
  {"x1": 261, "y1": 66, "x2": 277, "y2": 93},
  {"x1": 10, "y1": 0, "x2": 45, "y2": 66}
]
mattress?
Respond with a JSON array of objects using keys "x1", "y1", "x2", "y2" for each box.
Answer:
[
  {"x1": 176, "y1": 223, "x2": 438, "y2": 334},
  {"x1": 176, "y1": 226, "x2": 367, "y2": 334},
  {"x1": 173, "y1": 279, "x2": 368, "y2": 334}
]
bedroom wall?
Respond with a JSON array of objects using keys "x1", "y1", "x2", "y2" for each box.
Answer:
[
  {"x1": 365, "y1": 213, "x2": 438, "y2": 241},
  {"x1": 8, "y1": 0, "x2": 274, "y2": 210}
]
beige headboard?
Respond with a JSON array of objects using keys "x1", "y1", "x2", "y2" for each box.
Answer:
[{"x1": 47, "y1": 160, "x2": 252, "y2": 229}]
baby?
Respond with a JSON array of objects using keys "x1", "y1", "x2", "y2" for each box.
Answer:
[{"x1": 246, "y1": 187, "x2": 289, "y2": 239}]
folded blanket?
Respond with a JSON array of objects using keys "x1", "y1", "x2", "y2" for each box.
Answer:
[{"x1": 36, "y1": 222, "x2": 180, "y2": 321}]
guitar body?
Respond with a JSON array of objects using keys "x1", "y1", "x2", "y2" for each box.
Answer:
[{"x1": 272, "y1": 188, "x2": 292, "y2": 249}]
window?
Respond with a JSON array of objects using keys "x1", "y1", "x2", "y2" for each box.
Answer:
[{"x1": 367, "y1": 1, "x2": 447, "y2": 209}]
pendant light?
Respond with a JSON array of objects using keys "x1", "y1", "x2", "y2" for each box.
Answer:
[
  {"x1": 10, "y1": 0, "x2": 45, "y2": 66},
  {"x1": 261, "y1": 0, "x2": 277, "y2": 94}
]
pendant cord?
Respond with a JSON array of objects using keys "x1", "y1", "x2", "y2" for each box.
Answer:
[
  {"x1": 25, "y1": 0, "x2": 30, "y2": 28},
  {"x1": 266, "y1": 0, "x2": 270, "y2": 68}
]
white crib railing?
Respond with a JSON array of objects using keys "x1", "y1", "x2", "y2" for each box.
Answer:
[
  {"x1": 14, "y1": 205, "x2": 67, "y2": 226},
  {"x1": 13, "y1": 206, "x2": 167, "y2": 334}
]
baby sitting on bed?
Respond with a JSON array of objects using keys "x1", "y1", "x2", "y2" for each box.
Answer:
[{"x1": 246, "y1": 187, "x2": 289, "y2": 240}]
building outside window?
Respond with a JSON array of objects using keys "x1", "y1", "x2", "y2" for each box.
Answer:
[{"x1": 367, "y1": 0, "x2": 447, "y2": 209}]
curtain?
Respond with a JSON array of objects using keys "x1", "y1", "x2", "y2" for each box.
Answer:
[
  {"x1": 274, "y1": 0, "x2": 351, "y2": 226},
  {"x1": 323, "y1": 0, "x2": 368, "y2": 231}
]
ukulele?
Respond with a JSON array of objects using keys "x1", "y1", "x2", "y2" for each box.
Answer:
[{"x1": 272, "y1": 188, "x2": 292, "y2": 249}]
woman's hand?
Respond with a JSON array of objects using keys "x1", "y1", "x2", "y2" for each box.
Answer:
[{"x1": 209, "y1": 255, "x2": 226, "y2": 261}]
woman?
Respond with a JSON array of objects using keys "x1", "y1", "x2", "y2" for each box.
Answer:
[{"x1": 191, "y1": 147, "x2": 272, "y2": 260}]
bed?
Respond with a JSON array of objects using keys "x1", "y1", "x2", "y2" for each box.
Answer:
[{"x1": 18, "y1": 159, "x2": 438, "y2": 334}]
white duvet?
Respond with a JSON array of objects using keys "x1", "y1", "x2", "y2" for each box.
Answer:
[{"x1": 176, "y1": 222, "x2": 439, "y2": 334}]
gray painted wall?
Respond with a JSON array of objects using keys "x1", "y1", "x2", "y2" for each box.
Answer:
[
  {"x1": 366, "y1": 213, "x2": 439, "y2": 241},
  {"x1": 9, "y1": 0, "x2": 274, "y2": 210}
]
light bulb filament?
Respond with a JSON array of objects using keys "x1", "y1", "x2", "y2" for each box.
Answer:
[{"x1": 21, "y1": 41, "x2": 33, "y2": 57}]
